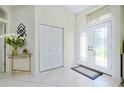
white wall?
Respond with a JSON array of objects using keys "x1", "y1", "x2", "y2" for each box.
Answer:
[
  {"x1": 120, "y1": 6, "x2": 124, "y2": 52},
  {"x1": 110, "y1": 6, "x2": 121, "y2": 79},
  {"x1": 76, "y1": 5, "x2": 123, "y2": 79},
  {"x1": 10, "y1": 6, "x2": 35, "y2": 73},
  {"x1": 35, "y1": 6, "x2": 76, "y2": 73},
  {"x1": 9, "y1": 5, "x2": 76, "y2": 74}
]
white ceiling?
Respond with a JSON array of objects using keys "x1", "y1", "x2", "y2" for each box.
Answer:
[
  {"x1": 64, "y1": 5, "x2": 92, "y2": 15},
  {"x1": 9, "y1": 5, "x2": 92, "y2": 15}
]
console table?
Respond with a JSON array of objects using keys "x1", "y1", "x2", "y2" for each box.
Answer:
[{"x1": 8, "y1": 54, "x2": 32, "y2": 76}]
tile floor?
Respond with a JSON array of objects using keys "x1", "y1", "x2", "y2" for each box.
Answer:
[{"x1": 0, "y1": 67, "x2": 122, "y2": 87}]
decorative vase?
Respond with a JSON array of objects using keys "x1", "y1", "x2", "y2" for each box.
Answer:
[
  {"x1": 22, "y1": 48, "x2": 29, "y2": 55},
  {"x1": 12, "y1": 49, "x2": 19, "y2": 55}
]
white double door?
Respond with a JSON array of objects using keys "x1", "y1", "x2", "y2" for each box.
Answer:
[
  {"x1": 78, "y1": 21, "x2": 112, "y2": 74},
  {"x1": 39, "y1": 24, "x2": 64, "y2": 72}
]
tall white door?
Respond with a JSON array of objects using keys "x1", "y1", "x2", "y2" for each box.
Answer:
[
  {"x1": 39, "y1": 24, "x2": 64, "y2": 72},
  {"x1": 77, "y1": 21, "x2": 112, "y2": 75},
  {"x1": 53, "y1": 27, "x2": 64, "y2": 68},
  {"x1": 39, "y1": 25, "x2": 53, "y2": 71},
  {"x1": 92, "y1": 21, "x2": 112, "y2": 74},
  {"x1": 79, "y1": 30, "x2": 88, "y2": 63}
]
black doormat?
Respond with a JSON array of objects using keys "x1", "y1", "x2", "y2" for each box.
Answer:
[{"x1": 71, "y1": 65, "x2": 103, "y2": 80}]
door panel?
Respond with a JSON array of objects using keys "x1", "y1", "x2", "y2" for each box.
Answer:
[
  {"x1": 78, "y1": 30, "x2": 94, "y2": 66},
  {"x1": 87, "y1": 30, "x2": 94, "y2": 66},
  {"x1": 53, "y1": 27, "x2": 64, "y2": 68},
  {"x1": 39, "y1": 25, "x2": 53, "y2": 71},
  {"x1": 92, "y1": 22, "x2": 112, "y2": 74},
  {"x1": 39, "y1": 24, "x2": 64, "y2": 72},
  {"x1": 77, "y1": 21, "x2": 112, "y2": 75},
  {"x1": 94, "y1": 27, "x2": 108, "y2": 67},
  {"x1": 79, "y1": 31, "x2": 88, "y2": 62}
]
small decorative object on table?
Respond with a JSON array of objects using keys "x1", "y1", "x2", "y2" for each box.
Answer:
[{"x1": 22, "y1": 48, "x2": 29, "y2": 55}]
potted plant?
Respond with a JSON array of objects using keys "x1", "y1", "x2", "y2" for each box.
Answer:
[{"x1": 0, "y1": 33, "x2": 26, "y2": 55}]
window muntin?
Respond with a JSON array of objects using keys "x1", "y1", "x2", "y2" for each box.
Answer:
[{"x1": 88, "y1": 6, "x2": 111, "y2": 24}]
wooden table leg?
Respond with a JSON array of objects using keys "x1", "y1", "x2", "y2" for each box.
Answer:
[
  {"x1": 11, "y1": 55, "x2": 14, "y2": 76},
  {"x1": 29, "y1": 54, "x2": 31, "y2": 73}
]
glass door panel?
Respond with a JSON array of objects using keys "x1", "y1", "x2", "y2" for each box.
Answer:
[
  {"x1": 94, "y1": 27, "x2": 108, "y2": 67},
  {"x1": 79, "y1": 32, "x2": 87, "y2": 62}
]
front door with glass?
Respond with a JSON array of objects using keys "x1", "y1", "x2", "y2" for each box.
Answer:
[
  {"x1": 77, "y1": 21, "x2": 112, "y2": 75},
  {"x1": 92, "y1": 21, "x2": 112, "y2": 74}
]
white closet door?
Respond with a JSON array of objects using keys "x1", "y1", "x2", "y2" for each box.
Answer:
[
  {"x1": 53, "y1": 27, "x2": 64, "y2": 68},
  {"x1": 39, "y1": 24, "x2": 64, "y2": 72},
  {"x1": 39, "y1": 25, "x2": 53, "y2": 71}
]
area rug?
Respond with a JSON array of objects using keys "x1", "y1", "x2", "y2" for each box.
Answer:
[{"x1": 71, "y1": 65, "x2": 103, "y2": 80}]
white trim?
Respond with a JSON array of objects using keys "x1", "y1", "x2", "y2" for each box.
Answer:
[
  {"x1": 0, "y1": 18, "x2": 8, "y2": 24},
  {"x1": 78, "y1": 18, "x2": 112, "y2": 32}
]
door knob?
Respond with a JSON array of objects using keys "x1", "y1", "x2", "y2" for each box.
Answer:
[
  {"x1": 91, "y1": 46, "x2": 93, "y2": 48},
  {"x1": 88, "y1": 49, "x2": 90, "y2": 51},
  {"x1": 91, "y1": 49, "x2": 94, "y2": 51}
]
